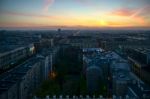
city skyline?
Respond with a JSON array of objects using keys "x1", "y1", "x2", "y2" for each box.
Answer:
[{"x1": 0, "y1": 0, "x2": 150, "y2": 29}]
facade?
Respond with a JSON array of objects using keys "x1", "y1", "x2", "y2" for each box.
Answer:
[
  {"x1": 126, "y1": 47, "x2": 150, "y2": 84},
  {"x1": 0, "y1": 57, "x2": 43, "y2": 99},
  {"x1": 37, "y1": 47, "x2": 59, "y2": 80},
  {"x1": 37, "y1": 50, "x2": 53, "y2": 80},
  {"x1": 86, "y1": 65, "x2": 102, "y2": 93},
  {"x1": 110, "y1": 61, "x2": 131, "y2": 96},
  {"x1": 83, "y1": 48, "x2": 104, "y2": 93},
  {"x1": 126, "y1": 48, "x2": 150, "y2": 65},
  {"x1": 0, "y1": 44, "x2": 35, "y2": 72}
]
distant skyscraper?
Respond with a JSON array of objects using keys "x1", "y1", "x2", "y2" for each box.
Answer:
[{"x1": 58, "y1": 28, "x2": 61, "y2": 34}]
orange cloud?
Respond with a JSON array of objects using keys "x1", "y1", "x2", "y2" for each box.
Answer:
[
  {"x1": 104, "y1": 7, "x2": 149, "y2": 27},
  {"x1": 111, "y1": 8, "x2": 134, "y2": 16}
]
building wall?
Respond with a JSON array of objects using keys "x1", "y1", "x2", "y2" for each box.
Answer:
[
  {"x1": 86, "y1": 66, "x2": 102, "y2": 93},
  {"x1": 0, "y1": 57, "x2": 45, "y2": 99},
  {"x1": 0, "y1": 44, "x2": 35, "y2": 71},
  {"x1": 7, "y1": 83, "x2": 18, "y2": 99}
]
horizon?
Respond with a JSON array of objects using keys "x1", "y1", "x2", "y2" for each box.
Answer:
[
  {"x1": 1, "y1": 26, "x2": 150, "y2": 31},
  {"x1": 0, "y1": 0, "x2": 150, "y2": 30}
]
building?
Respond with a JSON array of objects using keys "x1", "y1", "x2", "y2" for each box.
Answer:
[
  {"x1": 83, "y1": 48, "x2": 104, "y2": 93},
  {"x1": 86, "y1": 65, "x2": 102, "y2": 93},
  {"x1": 67, "y1": 36, "x2": 98, "y2": 48},
  {"x1": 126, "y1": 47, "x2": 150, "y2": 84},
  {"x1": 0, "y1": 44, "x2": 35, "y2": 73},
  {"x1": 127, "y1": 82, "x2": 150, "y2": 99},
  {"x1": 37, "y1": 49, "x2": 55, "y2": 80},
  {"x1": 110, "y1": 60, "x2": 131, "y2": 96},
  {"x1": 0, "y1": 57, "x2": 44, "y2": 99}
]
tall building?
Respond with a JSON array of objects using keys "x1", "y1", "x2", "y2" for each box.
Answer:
[
  {"x1": 58, "y1": 28, "x2": 61, "y2": 34},
  {"x1": 126, "y1": 47, "x2": 150, "y2": 84},
  {"x1": 83, "y1": 48, "x2": 104, "y2": 93}
]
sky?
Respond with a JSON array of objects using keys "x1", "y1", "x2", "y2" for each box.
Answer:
[{"x1": 0, "y1": 0, "x2": 150, "y2": 29}]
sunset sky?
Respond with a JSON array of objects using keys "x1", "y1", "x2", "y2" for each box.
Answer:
[{"x1": 0, "y1": 0, "x2": 150, "y2": 29}]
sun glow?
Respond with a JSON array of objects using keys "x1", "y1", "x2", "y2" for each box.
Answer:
[
  {"x1": 100, "y1": 19, "x2": 107, "y2": 26},
  {"x1": 0, "y1": 0, "x2": 150, "y2": 29}
]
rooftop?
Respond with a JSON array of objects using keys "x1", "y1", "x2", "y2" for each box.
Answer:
[
  {"x1": 128, "y1": 82, "x2": 150, "y2": 98},
  {"x1": 0, "y1": 56, "x2": 41, "y2": 94}
]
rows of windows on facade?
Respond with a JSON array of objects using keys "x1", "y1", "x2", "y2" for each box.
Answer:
[{"x1": 0, "y1": 30, "x2": 150, "y2": 99}]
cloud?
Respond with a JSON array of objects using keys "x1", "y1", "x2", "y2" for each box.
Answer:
[
  {"x1": 103, "y1": 7, "x2": 150, "y2": 26},
  {"x1": 130, "y1": 6, "x2": 150, "y2": 18},
  {"x1": 76, "y1": 0, "x2": 96, "y2": 9},
  {"x1": 1, "y1": 11, "x2": 57, "y2": 19},
  {"x1": 43, "y1": 0, "x2": 55, "y2": 12},
  {"x1": 111, "y1": 8, "x2": 134, "y2": 16},
  {"x1": 111, "y1": 5, "x2": 150, "y2": 18}
]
